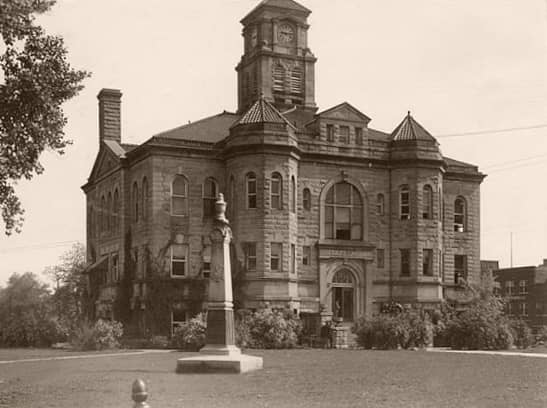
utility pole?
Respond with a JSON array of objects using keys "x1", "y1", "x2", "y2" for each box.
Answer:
[{"x1": 510, "y1": 232, "x2": 513, "y2": 268}]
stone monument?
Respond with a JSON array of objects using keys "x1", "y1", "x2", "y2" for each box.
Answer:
[{"x1": 176, "y1": 194, "x2": 263, "y2": 374}]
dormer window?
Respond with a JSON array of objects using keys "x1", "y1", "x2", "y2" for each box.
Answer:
[
  {"x1": 355, "y1": 127, "x2": 363, "y2": 145},
  {"x1": 339, "y1": 126, "x2": 349, "y2": 144},
  {"x1": 326, "y1": 124, "x2": 335, "y2": 142}
]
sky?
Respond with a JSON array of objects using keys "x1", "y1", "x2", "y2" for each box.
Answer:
[{"x1": 1, "y1": 0, "x2": 547, "y2": 286}]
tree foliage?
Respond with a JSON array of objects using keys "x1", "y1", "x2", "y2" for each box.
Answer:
[
  {"x1": 0, "y1": 0, "x2": 89, "y2": 234},
  {"x1": 44, "y1": 242, "x2": 87, "y2": 334},
  {"x1": 0, "y1": 272, "x2": 65, "y2": 346}
]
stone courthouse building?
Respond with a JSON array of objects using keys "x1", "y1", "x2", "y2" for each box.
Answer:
[{"x1": 83, "y1": 0, "x2": 485, "y2": 336}]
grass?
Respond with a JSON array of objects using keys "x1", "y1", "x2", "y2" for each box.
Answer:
[{"x1": 1, "y1": 348, "x2": 547, "y2": 407}]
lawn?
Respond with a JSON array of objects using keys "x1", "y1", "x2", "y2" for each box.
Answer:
[{"x1": 1, "y1": 348, "x2": 546, "y2": 408}]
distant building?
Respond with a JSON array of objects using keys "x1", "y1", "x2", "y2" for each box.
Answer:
[
  {"x1": 493, "y1": 260, "x2": 547, "y2": 329},
  {"x1": 82, "y1": 0, "x2": 485, "y2": 337}
]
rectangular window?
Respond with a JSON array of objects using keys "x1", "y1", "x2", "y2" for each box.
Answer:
[
  {"x1": 271, "y1": 176, "x2": 281, "y2": 209},
  {"x1": 244, "y1": 243, "x2": 257, "y2": 271},
  {"x1": 339, "y1": 126, "x2": 350, "y2": 144},
  {"x1": 507, "y1": 302, "x2": 513, "y2": 315},
  {"x1": 247, "y1": 176, "x2": 257, "y2": 209},
  {"x1": 520, "y1": 302, "x2": 528, "y2": 316},
  {"x1": 400, "y1": 249, "x2": 410, "y2": 276},
  {"x1": 355, "y1": 127, "x2": 363, "y2": 145},
  {"x1": 171, "y1": 244, "x2": 188, "y2": 277},
  {"x1": 377, "y1": 248, "x2": 385, "y2": 269},
  {"x1": 423, "y1": 249, "x2": 433, "y2": 276},
  {"x1": 270, "y1": 243, "x2": 282, "y2": 271},
  {"x1": 171, "y1": 310, "x2": 189, "y2": 335},
  {"x1": 302, "y1": 246, "x2": 311, "y2": 266},
  {"x1": 505, "y1": 280, "x2": 514, "y2": 296},
  {"x1": 519, "y1": 280, "x2": 528, "y2": 295},
  {"x1": 400, "y1": 188, "x2": 410, "y2": 220},
  {"x1": 454, "y1": 255, "x2": 467, "y2": 284},
  {"x1": 202, "y1": 245, "x2": 211, "y2": 278},
  {"x1": 326, "y1": 124, "x2": 335, "y2": 142},
  {"x1": 290, "y1": 244, "x2": 296, "y2": 274}
]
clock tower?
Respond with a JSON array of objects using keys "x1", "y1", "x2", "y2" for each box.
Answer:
[{"x1": 236, "y1": 0, "x2": 317, "y2": 113}]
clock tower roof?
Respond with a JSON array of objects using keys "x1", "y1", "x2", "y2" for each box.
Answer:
[{"x1": 242, "y1": 0, "x2": 311, "y2": 23}]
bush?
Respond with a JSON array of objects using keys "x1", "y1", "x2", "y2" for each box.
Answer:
[
  {"x1": 170, "y1": 314, "x2": 206, "y2": 351},
  {"x1": 72, "y1": 319, "x2": 123, "y2": 350},
  {"x1": 535, "y1": 325, "x2": 547, "y2": 344},
  {"x1": 236, "y1": 308, "x2": 302, "y2": 349},
  {"x1": 510, "y1": 319, "x2": 533, "y2": 349},
  {"x1": 352, "y1": 311, "x2": 433, "y2": 350}
]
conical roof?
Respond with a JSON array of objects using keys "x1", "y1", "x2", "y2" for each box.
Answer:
[
  {"x1": 248, "y1": 0, "x2": 310, "y2": 15},
  {"x1": 391, "y1": 112, "x2": 437, "y2": 142},
  {"x1": 233, "y1": 95, "x2": 295, "y2": 129}
]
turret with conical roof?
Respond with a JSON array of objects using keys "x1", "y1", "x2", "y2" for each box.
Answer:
[{"x1": 390, "y1": 112, "x2": 443, "y2": 163}]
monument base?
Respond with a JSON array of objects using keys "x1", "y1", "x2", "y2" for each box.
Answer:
[{"x1": 176, "y1": 352, "x2": 263, "y2": 374}]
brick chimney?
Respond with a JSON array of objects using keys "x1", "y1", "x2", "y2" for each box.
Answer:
[{"x1": 97, "y1": 88, "x2": 122, "y2": 143}]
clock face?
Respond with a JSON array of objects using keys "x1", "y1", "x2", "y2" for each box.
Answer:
[{"x1": 278, "y1": 24, "x2": 294, "y2": 43}]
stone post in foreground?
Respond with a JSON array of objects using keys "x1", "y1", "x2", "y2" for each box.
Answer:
[{"x1": 176, "y1": 194, "x2": 263, "y2": 374}]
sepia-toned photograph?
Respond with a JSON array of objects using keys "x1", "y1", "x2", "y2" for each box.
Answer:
[{"x1": 0, "y1": 0, "x2": 546, "y2": 406}]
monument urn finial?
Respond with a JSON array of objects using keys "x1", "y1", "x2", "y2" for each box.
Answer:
[
  {"x1": 131, "y1": 379, "x2": 150, "y2": 408},
  {"x1": 215, "y1": 193, "x2": 229, "y2": 225}
]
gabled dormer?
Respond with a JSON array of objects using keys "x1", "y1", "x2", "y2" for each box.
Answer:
[{"x1": 305, "y1": 102, "x2": 371, "y2": 145}]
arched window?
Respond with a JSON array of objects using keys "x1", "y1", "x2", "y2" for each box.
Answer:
[
  {"x1": 203, "y1": 177, "x2": 218, "y2": 217},
  {"x1": 171, "y1": 175, "x2": 188, "y2": 216},
  {"x1": 142, "y1": 177, "x2": 148, "y2": 222},
  {"x1": 290, "y1": 66, "x2": 303, "y2": 95},
  {"x1": 454, "y1": 197, "x2": 466, "y2": 232},
  {"x1": 400, "y1": 185, "x2": 410, "y2": 220},
  {"x1": 107, "y1": 192, "x2": 112, "y2": 232},
  {"x1": 271, "y1": 173, "x2": 282, "y2": 210},
  {"x1": 324, "y1": 182, "x2": 363, "y2": 240},
  {"x1": 246, "y1": 173, "x2": 257, "y2": 209},
  {"x1": 423, "y1": 185, "x2": 433, "y2": 220},
  {"x1": 303, "y1": 188, "x2": 311, "y2": 211},
  {"x1": 100, "y1": 195, "x2": 106, "y2": 233},
  {"x1": 376, "y1": 194, "x2": 385, "y2": 216},
  {"x1": 291, "y1": 176, "x2": 296, "y2": 213},
  {"x1": 113, "y1": 189, "x2": 119, "y2": 233},
  {"x1": 273, "y1": 64, "x2": 285, "y2": 93},
  {"x1": 132, "y1": 182, "x2": 139, "y2": 223}
]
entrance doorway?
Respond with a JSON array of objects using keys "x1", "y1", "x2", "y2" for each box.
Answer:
[{"x1": 331, "y1": 269, "x2": 355, "y2": 321}]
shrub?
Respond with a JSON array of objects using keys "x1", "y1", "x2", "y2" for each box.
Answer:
[
  {"x1": 170, "y1": 314, "x2": 206, "y2": 351},
  {"x1": 236, "y1": 308, "x2": 302, "y2": 349},
  {"x1": 352, "y1": 311, "x2": 433, "y2": 350},
  {"x1": 510, "y1": 319, "x2": 533, "y2": 349},
  {"x1": 72, "y1": 319, "x2": 124, "y2": 350},
  {"x1": 535, "y1": 325, "x2": 547, "y2": 344}
]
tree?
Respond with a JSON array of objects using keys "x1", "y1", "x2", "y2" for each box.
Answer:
[
  {"x1": 44, "y1": 242, "x2": 87, "y2": 333},
  {"x1": 0, "y1": 272, "x2": 63, "y2": 346},
  {"x1": 0, "y1": 0, "x2": 90, "y2": 235}
]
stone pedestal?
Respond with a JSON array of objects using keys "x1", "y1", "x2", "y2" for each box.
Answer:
[
  {"x1": 177, "y1": 194, "x2": 263, "y2": 374},
  {"x1": 332, "y1": 326, "x2": 349, "y2": 349}
]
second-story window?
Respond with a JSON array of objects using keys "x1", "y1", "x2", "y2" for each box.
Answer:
[
  {"x1": 400, "y1": 185, "x2": 410, "y2": 220},
  {"x1": 113, "y1": 189, "x2": 119, "y2": 233},
  {"x1": 303, "y1": 188, "x2": 311, "y2": 211},
  {"x1": 423, "y1": 185, "x2": 433, "y2": 220},
  {"x1": 171, "y1": 175, "x2": 188, "y2": 216},
  {"x1": 324, "y1": 181, "x2": 363, "y2": 240},
  {"x1": 270, "y1": 243, "x2": 282, "y2": 271},
  {"x1": 454, "y1": 197, "x2": 466, "y2": 232},
  {"x1": 203, "y1": 177, "x2": 218, "y2": 217},
  {"x1": 505, "y1": 280, "x2": 514, "y2": 296},
  {"x1": 244, "y1": 242, "x2": 257, "y2": 271},
  {"x1": 271, "y1": 173, "x2": 282, "y2": 210},
  {"x1": 171, "y1": 244, "x2": 188, "y2": 277},
  {"x1": 519, "y1": 280, "x2": 528, "y2": 295},
  {"x1": 107, "y1": 192, "x2": 112, "y2": 232},
  {"x1": 423, "y1": 249, "x2": 433, "y2": 276},
  {"x1": 132, "y1": 182, "x2": 139, "y2": 223},
  {"x1": 454, "y1": 255, "x2": 467, "y2": 284},
  {"x1": 291, "y1": 176, "x2": 296, "y2": 213},
  {"x1": 142, "y1": 177, "x2": 149, "y2": 222},
  {"x1": 400, "y1": 249, "x2": 410, "y2": 276},
  {"x1": 377, "y1": 194, "x2": 385, "y2": 216},
  {"x1": 247, "y1": 173, "x2": 257, "y2": 209}
]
